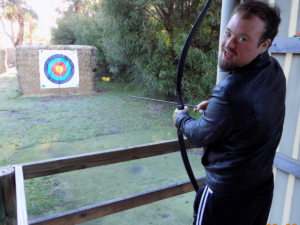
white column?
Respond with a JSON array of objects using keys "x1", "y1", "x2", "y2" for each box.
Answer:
[{"x1": 217, "y1": 0, "x2": 240, "y2": 84}]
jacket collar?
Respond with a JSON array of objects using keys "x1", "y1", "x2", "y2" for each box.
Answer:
[{"x1": 233, "y1": 51, "x2": 270, "y2": 72}]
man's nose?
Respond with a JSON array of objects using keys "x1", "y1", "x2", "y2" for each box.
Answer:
[{"x1": 225, "y1": 37, "x2": 235, "y2": 49}]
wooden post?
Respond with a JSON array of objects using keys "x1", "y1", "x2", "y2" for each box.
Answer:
[
  {"x1": 0, "y1": 182, "x2": 6, "y2": 223},
  {"x1": 15, "y1": 166, "x2": 28, "y2": 225},
  {"x1": 0, "y1": 166, "x2": 16, "y2": 225}
]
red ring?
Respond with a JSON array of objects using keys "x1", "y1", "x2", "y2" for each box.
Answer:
[{"x1": 52, "y1": 62, "x2": 67, "y2": 77}]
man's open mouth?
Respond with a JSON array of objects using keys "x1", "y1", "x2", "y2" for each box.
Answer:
[{"x1": 224, "y1": 50, "x2": 235, "y2": 59}]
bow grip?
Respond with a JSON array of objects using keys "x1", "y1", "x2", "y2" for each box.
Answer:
[{"x1": 178, "y1": 104, "x2": 184, "y2": 110}]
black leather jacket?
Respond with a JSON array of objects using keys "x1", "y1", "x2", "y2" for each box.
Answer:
[{"x1": 176, "y1": 51, "x2": 286, "y2": 193}]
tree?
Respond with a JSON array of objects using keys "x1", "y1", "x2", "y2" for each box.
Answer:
[
  {"x1": 0, "y1": 0, "x2": 38, "y2": 47},
  {"x1": 23, "y1": 6, "x2": 38, "y2": 45},
  {"x1": 51, "y1": 0, "x2": 92, "y2": 45},
  {"x1": 51, "y1": 0, "x2": 109, "y2": 75},
  {"x1": 99, "y1": 0, "x2": 221, "y2": 101},
  {"x1": 55, "y1": 0, "x2": 92, "y2": 14},
  {"x1": 51, "y1": 0, "x2": 221, "y2": 102},
  {"x1": 50, "y1": 14, "x2": 77, "y2": 45}
]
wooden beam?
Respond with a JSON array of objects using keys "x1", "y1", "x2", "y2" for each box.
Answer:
[
  {"x1": 273, "y1": 152, "x2": 300, "y2": 178},
  {"x1": 269, "y1": 37, "x2": 300, "y2": 54},
  {"x1": 20, "y1": 139, "x2": 194, "y2": 180},
  {"x1": 15, "y1": 166, "x2": 28, "y2": 225},
  {"x1": 0, "y1": 166, "x2": 16, "y2": 225},
  {"x1": 0, "y1": 185, "x2": 4, "y2": 224},
  {"x1": 29, "y1": 176, "x2": 206, "y2": 225}
]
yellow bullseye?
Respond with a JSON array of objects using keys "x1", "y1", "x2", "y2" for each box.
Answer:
[{"x1": 56, "y1": 65, "x2": 64, "y2": 74}]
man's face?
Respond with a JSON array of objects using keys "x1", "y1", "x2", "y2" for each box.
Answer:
[{"x1": 219, "y1": 13, "x2": 270, "y2": 71}]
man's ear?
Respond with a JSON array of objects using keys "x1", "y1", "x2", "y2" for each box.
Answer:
[{"x1": 260, "y1": 39, "x2": 271, "y2": 53}]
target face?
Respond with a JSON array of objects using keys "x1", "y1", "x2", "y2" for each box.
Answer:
[
  {"x1": 44, "y1": 54, "x2": 74, "y2": 84},
  {"x1": 39, "y1": 50, "x2": 79, "y2": 89}
]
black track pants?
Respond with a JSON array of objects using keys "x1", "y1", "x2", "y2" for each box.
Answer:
[{"x1": 193, "y1": 183, "x2": 273, "y2": 225}]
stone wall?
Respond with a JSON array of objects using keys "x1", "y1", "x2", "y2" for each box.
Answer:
[
  {"x1": 0, "y1": 48, "x2": 7, "y2": 74},
  {"x1": 15, "y1": 45, "x2": 98, "y2": 97}
]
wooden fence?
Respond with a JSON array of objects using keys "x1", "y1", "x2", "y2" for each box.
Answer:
[{"x1": 0, "y1": 139, "x2": 300, "y2": 225}]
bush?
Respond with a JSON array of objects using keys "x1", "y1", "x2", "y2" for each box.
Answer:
[{"x1": 51, "y1": 0, "x2": 221, "y2": 102}]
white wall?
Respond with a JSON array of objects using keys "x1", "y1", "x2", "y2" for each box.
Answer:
[{"x1": 267, "y1": 0, "x2": 300, "y2": 224}]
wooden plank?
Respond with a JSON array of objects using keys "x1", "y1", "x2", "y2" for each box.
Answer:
[
  {"x1": 273, "y1": 152, "x2": 300, "y2": 178},
  {"x1": 29, "y1": 176, "x2": 206, "y2": 225},
  {"x1": 0, "y1": 166, "x2": 17, "y2": 225},
  {"x1": 269, "y1": 37, "x2": 300, "y2": 54},
  {"x1": 0, "y1": 185, "x2": 5, "y2": 224},
  {"x1": 20, "y1": 139, "x2": 194, "y2": 180},
  {"x1": 15, "y1": 166, "x2": 28, "y2": 225}
]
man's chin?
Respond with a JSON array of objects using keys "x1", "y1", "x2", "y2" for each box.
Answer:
[{"x1": 219, "y1": 59, "x2": 239, "y2": 72}]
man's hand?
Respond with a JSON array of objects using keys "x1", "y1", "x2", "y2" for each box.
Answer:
[
  {"x1": 193, "y1": 100, "x2": 209, "y2": 114},
  {"x1": 173, "y1": 106, "x2": 189, "y2": 124}
]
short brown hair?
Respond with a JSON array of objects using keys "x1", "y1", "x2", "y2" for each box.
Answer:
[{"x1": 232, "y1": 1, "x2": 281, "y2": 47}]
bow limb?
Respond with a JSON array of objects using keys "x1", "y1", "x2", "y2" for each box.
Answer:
[{"x1": 176, "y1": 0, "x2": 212, "y2": 192}]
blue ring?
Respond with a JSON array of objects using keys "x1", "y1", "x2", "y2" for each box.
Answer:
[
  {"x1": 48, "y1": 58, "x2": 71, "y2": 81},
  {"x1": 44, "y1": 54, "x2": 75, "y2": 84}
]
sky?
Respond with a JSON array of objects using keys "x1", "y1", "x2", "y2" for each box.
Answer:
[
  {"x1": 26, "y1": 0, "x2": 68, "y2": 33},
  {"x1": 0, "y1": 0, "x2": 68, "y2": 47}
]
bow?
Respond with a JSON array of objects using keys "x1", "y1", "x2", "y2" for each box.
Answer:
[{"x1": 176, "y1": 0, "x2": 212, "y2": 192}]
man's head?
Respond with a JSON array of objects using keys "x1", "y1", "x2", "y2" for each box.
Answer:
[{"x1": 219, "y1": 1, "x2": 281, "y2": 71}]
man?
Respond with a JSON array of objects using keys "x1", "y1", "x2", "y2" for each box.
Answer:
[{"x1": 173, "y1": 2, "x2": 285, "y2": 225}]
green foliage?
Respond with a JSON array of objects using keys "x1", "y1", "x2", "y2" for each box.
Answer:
[
  {"x1": 0, "y1": 0, "x2": 39, "y2": 46},
  {"x1": 1, "y1": 0, "x2": 38, "y2": 21},
  {"x1": 1, "y1": 1, "x2": 18, "y2": 22},
  {"x1": 50, "y1": 14, "x2": 77, "y2": 45},
  {"x1": 51, "y1": 0, "x2": 221, "y2": 102},
  {"x1": 23, "y1": 6, "x2": 39, "y2": 21},
  {"x1": 51, "y1": 1, "x2": 109, "y2": 75}
]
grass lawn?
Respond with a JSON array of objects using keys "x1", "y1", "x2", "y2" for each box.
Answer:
[{"x1": 0, "y1": 68, "x2": 205, "y2": 224}]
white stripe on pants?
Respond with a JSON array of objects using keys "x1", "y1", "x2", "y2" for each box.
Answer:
[{"x1": 196, "y1": 186, "x2": 213, "y2": 225}]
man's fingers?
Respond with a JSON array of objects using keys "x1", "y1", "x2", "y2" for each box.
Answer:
[
  {"x1": 199, "y1": 100, "x2": 209, "y2": 108},
  {"x1": 173, "y1": 107, "x2": 189, "y2": 124},
  {"x1": 184, "y1": 105, "x2": 189, "y2": 113},
  {"x1": 195, "y1": 100, "x2": 209, "y2": 114}
]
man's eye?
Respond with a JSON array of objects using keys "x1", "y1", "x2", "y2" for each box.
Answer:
[
  {"x1": 239, "y1": 37, "x2": 246, "y2": 42},
  {"x1": 224, "y1": 31, "x2": 230, "y2": 36}
]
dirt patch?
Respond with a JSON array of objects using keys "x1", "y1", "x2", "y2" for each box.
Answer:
[
  {"x1": 39, "y1": 95, "x2": 84, "y2": 102},
  {"x1": 27, "y1": 119, "x2": 50, "y2": 124},
  {"x1": 33, "y1": 104, "x2": 49, "y2": 110},
  {"x1": 98, "y1": 88, "x2": 111, "y2": 94},
  {"x1": 4, "y1": 110, "x2": 28, "y2": 117},
  {"x1": 128, "y1": 166, "x2": 146, "y2": 174}
]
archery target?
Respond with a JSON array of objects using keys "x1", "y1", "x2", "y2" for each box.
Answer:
[{"x1": 39, "y1": 50, "x2": 79, "y2": 89}]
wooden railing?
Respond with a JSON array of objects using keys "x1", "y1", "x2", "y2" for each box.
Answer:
[
  {"x1": 0, "y1": 138, "x2": 299, "y2": 225},
  {"x1": 0, "y1": 139, "x2": 204, "y2": 225}
]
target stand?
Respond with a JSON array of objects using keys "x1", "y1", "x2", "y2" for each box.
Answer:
[{"x1": 15, "y1": 45, "x2": 98, "y2": 97}]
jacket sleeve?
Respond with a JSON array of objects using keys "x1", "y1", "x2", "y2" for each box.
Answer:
[{"x1": 175, "y1": 85, "x2": 234, "y2": 148}]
